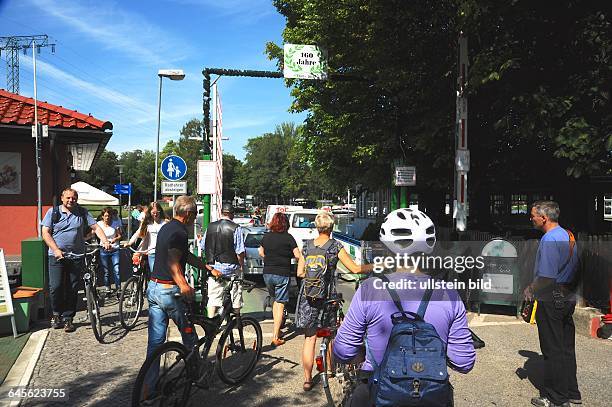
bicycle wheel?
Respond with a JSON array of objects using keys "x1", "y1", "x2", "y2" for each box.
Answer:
[
  {"x1": 325, "y1": 356, "x2": 361, "y2": 407},
  {"x1": 85, "y1": 285, "x2": 103, "y2": 343},
  {"x1": 215, "y1": 316, "x2": 262, "y2": 384},
  {"x1": 132, "y1": 342, "x2": 192, "y2": 407},
  {"x1": 119, "y1": 276, "x2": 143, "y2": 330}
]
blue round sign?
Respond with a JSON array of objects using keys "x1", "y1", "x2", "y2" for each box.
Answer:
[{"x1": 161, "y1": 155, "x2": 187, "y2": 181}]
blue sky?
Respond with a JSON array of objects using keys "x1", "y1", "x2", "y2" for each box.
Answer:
[{"x1": 0, "y1": 0, "x2": 304, "y2": 160}]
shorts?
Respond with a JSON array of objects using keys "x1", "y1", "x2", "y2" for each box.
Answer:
[
  {"x1": 207, "y1": 276, "x2": 243, "y2": 309},
  {"x1": 263, "y1": 274, "x2": 290, "y2": 304}
]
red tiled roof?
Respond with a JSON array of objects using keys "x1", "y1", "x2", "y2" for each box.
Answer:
[{"x1": 0, "y1": 89, "x2": 112, "y2": 131}]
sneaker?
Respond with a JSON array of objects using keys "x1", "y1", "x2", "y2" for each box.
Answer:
[
  {"x1": 64, "y1": 319, "x2": 76, "y2": 333},
  {"x1": 50, "y1": 315, "x2": 63, "y2": 329},
  {"x1": 531, "y1": 396, "x2": 570, "y2": 407},
  {"x1": 105, "y1": 288, "x2": 114, "y2": 299}
]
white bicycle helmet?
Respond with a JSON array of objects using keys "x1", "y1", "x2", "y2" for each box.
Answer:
[{"x1": 379, "y1": 208, "x2": 436, "y2": 255}]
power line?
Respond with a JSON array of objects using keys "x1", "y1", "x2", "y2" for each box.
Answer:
[{"x1": 0, "y1": 35, "x2": 56, "y2": 94}]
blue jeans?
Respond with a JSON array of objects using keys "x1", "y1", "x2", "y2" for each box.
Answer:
[
  {"x1": 100, "y1": 249, "x2": 121, "y2": 289},
  {"x1": 48, "y1": 256, "x2": 83, "y2": 319},
  {"x1": 147, "y1": 253, "x2": 156, "y2": 274},
  {"x1": 264, "y1": 274, "x2": 290, "y2": 304},
  {"x1": 146, "y1": 281, "x2": 198, "y2": 385}
]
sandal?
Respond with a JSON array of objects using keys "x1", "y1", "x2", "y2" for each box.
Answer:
[
  {"x1": 303, "y1": 381, "x2": 313, "y2": 392},
  {"x1": 271, "y1": 338, "x2": 286, "y2": 347}
]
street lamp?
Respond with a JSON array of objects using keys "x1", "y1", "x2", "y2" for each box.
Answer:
[{"x1": 154, "y1": 69, "x2": 185, "y2": 202}]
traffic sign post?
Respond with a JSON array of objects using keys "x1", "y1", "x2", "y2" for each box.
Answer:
[{"x1": 113, "y1": 183, "x2": 132, "y2": 237}]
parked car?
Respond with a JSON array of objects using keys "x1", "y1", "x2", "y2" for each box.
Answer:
[
  {"x1": 234, "y1": 216, "x2": 262, "y2": 228},
  {"x1": 287, "y1": 209, "x2": 320, "y2": 251},
  {"x1": 243, "y1": 226, "x2": 266, "y2": 275}
]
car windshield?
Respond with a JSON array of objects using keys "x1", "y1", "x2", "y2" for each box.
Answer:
[
  {"x1": 244, "y1": 233, "x2": 264, "y2": 248},
  {"x1": 292, "y1": 214, "x2": 316, "y2": 228}
]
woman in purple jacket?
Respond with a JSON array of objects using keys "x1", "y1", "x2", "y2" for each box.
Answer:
[{"x1": 332, "y1": 209, "x2": 476, "y2": 406}]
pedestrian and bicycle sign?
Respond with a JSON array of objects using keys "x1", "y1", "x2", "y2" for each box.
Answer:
[
  {"x1": 113, "y1": 183, "x2": 132, "y2": 195},
  {"x1": 161, "y1": 155, "x2": 187, "y2": 181}
]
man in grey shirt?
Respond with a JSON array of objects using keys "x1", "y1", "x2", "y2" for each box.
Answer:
[{"x1": 41, "y1": 188, "x2": 111, "y2": 332}]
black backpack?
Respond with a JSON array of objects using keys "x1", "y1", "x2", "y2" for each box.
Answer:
[{"x1": 50, "y1": 205, "x2": 89, "y2": 237}]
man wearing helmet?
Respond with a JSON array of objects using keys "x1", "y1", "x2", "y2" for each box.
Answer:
[{"x1": 332, "y1": 208, "x2": 476, "y2": 406}]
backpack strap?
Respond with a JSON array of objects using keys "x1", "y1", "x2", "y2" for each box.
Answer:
[
  {"x1": 417, "y1": 286, "x2": 433, "y2": 319},
  {"x1": 377, "y1": 273, "x2": 405, "y2": 313}
]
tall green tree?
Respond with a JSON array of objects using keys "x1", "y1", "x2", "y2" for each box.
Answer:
[
  {"x1": 74, "y1": 150, "x2": 119, "y2": 192},
  {"x1": 119, "y1": 149, "x2": 155, "y2": 204},
  {"x1": 161, "y1": 118, "x2": 205, "y2": 196},
  {"x1": 267, "y1": 0, "x2": 611, "y2": 196},
  {"x1": 222, "y1": 153, "x2": 245, "y2": 200}
]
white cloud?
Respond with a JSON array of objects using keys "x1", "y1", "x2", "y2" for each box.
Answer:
[
  {"x1": 29, "y1": 0, "x2": 189, "y2": 66},
  {"x1": 20, "y1": 56, "x2": 157, "y2": 116},
  {"x1": 164, "y1": 0, "x2": 275, "y2": 22}
]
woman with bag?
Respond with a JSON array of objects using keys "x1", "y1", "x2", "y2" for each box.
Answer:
[
  {"x1": 295, "y1": 211, "x2": 373, "y2": 392},
  {"x1": 259, "y1": 212, "x2": 301, "y2": 347}
]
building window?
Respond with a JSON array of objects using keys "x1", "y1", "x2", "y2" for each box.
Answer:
[
  {"x1": 531, "y1": 193, "x2": 554, "y2": 203},
  {"x1": 490, "y1": 194, "x2": 505, "y2": 215},
  {"x1": 605, "y1": 194, "x2": 612, "y2": 220},
  {"x1": 510, "y1": 194, "x2": 528, "y2": 215}
]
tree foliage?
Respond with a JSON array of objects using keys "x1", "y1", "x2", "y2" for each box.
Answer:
[
  {"x1": 161, "y1": 118, "x2": 205, "y2": 195},
  {"x1": 267, "y1": 0, "x2": 611, "y2": 195},
  {"x1": 75, "y1": 150, "x2": 119, "y2": 192},
  {"x1": 242, "y1": 122, "x2": 340, "y2": 203}
]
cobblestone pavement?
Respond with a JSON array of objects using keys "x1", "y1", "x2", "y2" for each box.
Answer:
[{"x1": 19, "y1": 282, "x2": 612, "y2": 407}]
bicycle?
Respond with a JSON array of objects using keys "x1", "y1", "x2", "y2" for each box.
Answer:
[
  {"x1": 119, "y1": 247, "x2": 151, "y2": 330},
  {"x1": 131, "y1": 273, "x2": 263, "y2": 407},
  {"x1": 318, "y1": 272, "x2": 370, "y2": 407},
  {"x1": 63, "y1": 243, "x2": 104, "y2": 343}
]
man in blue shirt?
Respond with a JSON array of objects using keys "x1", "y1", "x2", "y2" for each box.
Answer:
[
  {"x1": 200, "y1": 203, "x2": 245, "y2": 317},
  {"x1": 524, "y1": 201, "x2": 581, "y2": 407},
  {"x1": 41, "y1": 188, "x2": 111, "y2": 333}
]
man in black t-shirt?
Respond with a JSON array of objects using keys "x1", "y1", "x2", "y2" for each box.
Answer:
[{"x1": 145, "y1": 196, "x2": 210, "y2": 370}]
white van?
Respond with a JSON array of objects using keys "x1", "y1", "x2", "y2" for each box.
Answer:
[
  {"x1": 287, "y1": 209, "x2": 320, "y2": 251},
  {"x1": 264, "y1": 205, "x2": 303, "y2": 226}
]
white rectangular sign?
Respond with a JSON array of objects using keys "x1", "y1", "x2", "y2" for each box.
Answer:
[
  {"x1": 0, "y1": 249, "x2": 15, "y2": 317},
  {"x1": 161, "y1": 181, "x2": 187, "y2": 195},
  {"x1": 284, "y1": 44, "x2": 328, "y2": 80},
  {"x1": 197, "y1": 160, "x2": 217, "y2": 195},
  {"x1": 394, "y1": 166, "x2": 416, "y2": 186},
  {"x1": 481, "y1": 273, "x2": 513, "y2": 295}
]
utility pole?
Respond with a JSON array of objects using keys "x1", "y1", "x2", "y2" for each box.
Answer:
[
  {"x1": 0, "y1": 35, "x2": 55, "y2": 94},
  {"x1": 454, "y1": 34, "x2": 469, "y2": 232}
]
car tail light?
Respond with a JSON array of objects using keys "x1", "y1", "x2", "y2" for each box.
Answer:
[
  {"x1": 315, "y1": 355, "x2": 324, "y2": 372},
  {"x1": 316, "y1": 328, "x2": 332, "y2": 338}
]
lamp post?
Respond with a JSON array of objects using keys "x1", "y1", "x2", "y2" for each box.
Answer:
[
  {"x1": 116, "y1": 164, "x2": 124, "y2": 229},
  {"x1": 154, "y1": 69, "x2": 185, "y2": 202}
]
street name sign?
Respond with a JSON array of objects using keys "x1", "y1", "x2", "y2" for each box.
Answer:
[
  {"x1": 113, "y1": 183, "x2": 131, "y2": 195},
  {"x1": 283, "y1": 44, "x2": 328, "y2": 80},
  {"x1": 161, "y1": 155, "x2": 187, "y2": 181},
  {"x1": 161, "y1": 181, "x2": 187, "y2": 195}
]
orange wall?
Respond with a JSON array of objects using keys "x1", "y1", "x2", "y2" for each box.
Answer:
[
  {"x1": 1, "y1": 136, "x2": 71, "y2": 255},
  {"x1": 0, "y1": 205, "x2": 52, "y2": 255}
]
